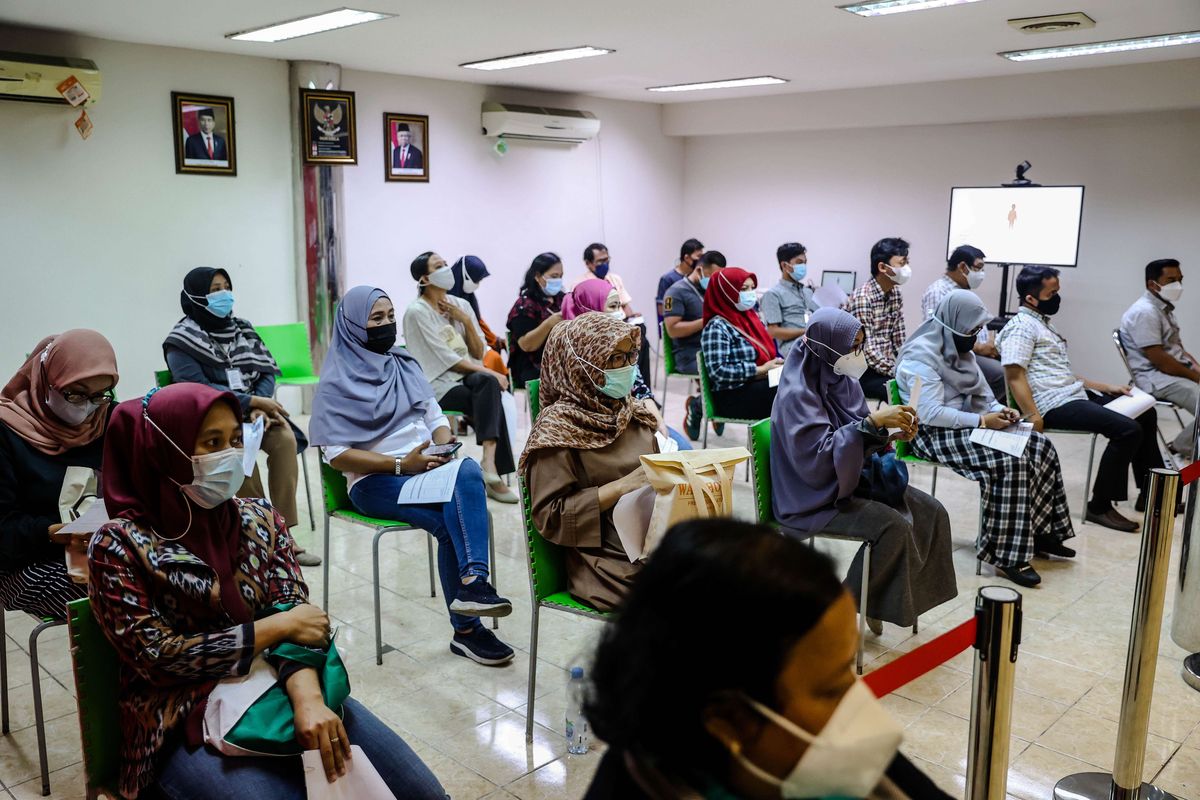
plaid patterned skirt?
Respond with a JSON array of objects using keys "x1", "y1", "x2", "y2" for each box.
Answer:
[{"x1": 912, "y1": 426, "x2": 1074, "y2": 567}]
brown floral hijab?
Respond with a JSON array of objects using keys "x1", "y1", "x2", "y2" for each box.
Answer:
[{"x1": 519, "y1": 313, "x2": 658, "y2": 474}]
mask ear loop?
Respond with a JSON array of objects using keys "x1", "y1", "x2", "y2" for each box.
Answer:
[{"x1": 141, "y1": 391, "x2": 198, "y2": 542}]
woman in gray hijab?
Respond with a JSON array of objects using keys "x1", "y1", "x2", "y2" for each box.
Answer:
[
  {"x1": 771, "y1": 308, "x2": 957, "y2": 633},
  {"x1": 895, "y1": 290, "x2": 1074, "y2": 588}
]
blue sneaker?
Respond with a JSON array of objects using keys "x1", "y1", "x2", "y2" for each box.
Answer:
[
  {"x1": 450, "y1": 627, "x2": 515, "y2": 666},
  {"x1": 449, "y1": 578, "x2": 513, "y2": 617}
]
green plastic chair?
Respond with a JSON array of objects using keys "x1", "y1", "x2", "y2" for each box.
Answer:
[
  {"x1": 318, "y1": 460, "x2": 497, "y2": 664},
  {"x1": 528, "y1": 378, "x2": 541, "y2": 421},
  {"x1": 253, "y1": 323, "x2": 320, "y2": 386},
  {"x1": 154, "y1": 369, "x2": 172, "y2": 389},
  {"x1": 66, "y1": 598, "x2": 120, "y2": 800},
  {"x1": 696, "y1": 354, "x2": 759, "y2": 482},
  {"x1": 0, "y1": 610, "x2": 66, "y2": 795},
  {"x1": 659, "y1": 322, "x2": 699, "y2": 420},
  {"x1": 1004, "y1": 385, "x2": 1097, "y2": 526}
]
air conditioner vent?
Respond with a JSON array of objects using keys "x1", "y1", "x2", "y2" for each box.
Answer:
[{"x1": 1007, "y1": 12, "x2": 1096, "y2": 34}]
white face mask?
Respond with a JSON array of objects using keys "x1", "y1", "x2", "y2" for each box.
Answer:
[
  {"x1": 146, "y1": 412, "x2": 245, "y2": 509},
  {"x1": 462, "y1": 273, "x2": 479, "y2": 294},
  {"x1": 1156, "y1": 281, "x2": 1184, "y2": 303},
  {"x1": 966, "y1": 268, "x2": 985, "y2": 290},
  {"x1": 733, "y1": 680, "x2": 903, "y2": 799},
  {"x1": 886, "y1": 264, "x2": 912, "y2": 286},
  {"x1": 607, "y1": 310, "x2": 625, "y2": 320},
  {"x1": 806, "y1": 338, "x2": 868, "y2": 380},
  {"x1": 426, "y1": 266, "x2": 455, "y2": 291},
  {"x1": 46, "y1": 390, "x2": 99, "y2": 426}
]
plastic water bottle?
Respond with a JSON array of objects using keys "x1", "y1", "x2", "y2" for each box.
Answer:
[{"x1": 565, "y1": 666, "x2": 591, "y2": 754}]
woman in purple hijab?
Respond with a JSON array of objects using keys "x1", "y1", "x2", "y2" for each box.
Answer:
[{"x1": 770, "y1": 308, "x2": 957, "y2": 633}]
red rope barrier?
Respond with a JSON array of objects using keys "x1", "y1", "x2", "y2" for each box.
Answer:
[
  {"x1": 864, "y1": 616, "x2": 977, "y2": 698},
  {"x1": 1181, "y1": 459, "x2": 1199, "y2": 487}
]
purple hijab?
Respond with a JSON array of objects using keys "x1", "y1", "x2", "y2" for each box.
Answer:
[
  {"x1": 770, "y1": 308, "x2": 872, "y2": 533},
  {"x1": 561, "y1": 278, "x2": 616, "y2": 320}
]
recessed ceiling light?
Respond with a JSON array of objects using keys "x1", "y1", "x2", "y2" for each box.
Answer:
[
  {"x1": 1000, "y1": 30, "x2": 1200, "y2": 61},
  {"x1": 227, "y1": 8, "x2": 392, "y2": 43},
  {"x1": 647, "y1": 76, "x2": 788, "y2": 93},
  {"x1": 460, "y1": 47, "x2": 614, "y2": 71},
  {"x1": 838, "y1": 0, "x2": 984, "y2": 17}
]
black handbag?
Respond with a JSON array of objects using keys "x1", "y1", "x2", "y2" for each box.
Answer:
[{"x1": 853, "y1": 450, "x2": 909, "y2": 508}]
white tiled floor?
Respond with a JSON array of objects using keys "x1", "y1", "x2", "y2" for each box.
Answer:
[{"x1": 2, "y1": 376, "x2": 1197, "y2": 799}]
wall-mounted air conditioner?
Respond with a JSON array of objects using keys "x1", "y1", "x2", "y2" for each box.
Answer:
[
  {"x1": 481, "y1": 101, "x2": 600, "y2": 143},
  {"x1": 0, "y1": 51, "x2": 102, "y2": 105}
]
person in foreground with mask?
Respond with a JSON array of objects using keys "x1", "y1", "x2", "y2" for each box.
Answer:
[
  {"x1": 761, "y1": 242, "x2": 820, "y2": 358},
  {"x1": 506, "y1": 252, "x2": 566, "y2": 387},
  {"x1": 0, "y1": 329, "x2": 117, "y2": 618},
  {"x1": 520, "y1": 314, "x2": 660, "y2": 611},
  {"x1": 896, "y1": 290, "x2": 1075, "y2": 588},
  {"x1": 448, "y1": 254, "x2": 508, "y2": 378},
  {"x1": 845, "y1": 238, "x2": 912, "y2": 402},
  {"x1": 563, "y1": 281, "x2": 692, "y2": 451},
  {"x1": 584, "y1": 518, "x2": 953, "y2": 800},
  {"x1": 699, "y1": 267, "x2": 783, "y2": 421},
  {"x1": 1001, "y1": 266, "x2": 1164, "y2": 532},
  {"x1": 403, "y1": 251, "x2": 517, "y2": 502},
  {"x1": 772, "y1": 309, "x2": 956, "y2": 634},
  {"x1": 163, "y1": 267, "x2": 319, "y2": 565},
  {"x1": 1119, "y1": 257, "x2": 1196, "y2": 460},
  {"x1": 312, "y1": 286, "x2": 515, "y2": 666},
  {"x1": 88, "y1": 383, "x2": 446, "y2": 799},
  {"x1": 920, "y1": 245, "x2": 1005, "y2": 402}
]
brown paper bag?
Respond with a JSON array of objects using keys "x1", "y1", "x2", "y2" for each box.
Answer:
[{"x1": 639, "y1": 447, "x2": 750, "y2": 557}]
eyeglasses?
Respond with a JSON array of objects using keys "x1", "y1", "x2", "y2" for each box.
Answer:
[
  {"x1": 604, "y1": 350, "x2": 638, "y2": 369},
  {"x1": 57, "y1": 387, "x2": 116, "y2": 406}
]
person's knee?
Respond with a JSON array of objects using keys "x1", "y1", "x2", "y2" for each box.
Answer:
[
  {"x1": 1110, "y1": 417, "x2": 1141, "y2": 446},
  {"x1": 458, "y1": 457, "x2": 483, "y2": 483}
]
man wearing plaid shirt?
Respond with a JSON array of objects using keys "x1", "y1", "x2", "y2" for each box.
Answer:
[
  {"x1": 845, "y1": 237, "x2": 913, "y2": 400},
  {"x1": 999, "y1": 266, "x2": 1163, "y2": 532}
]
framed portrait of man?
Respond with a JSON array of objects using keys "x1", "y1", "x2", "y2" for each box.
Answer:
[
  {"x1": 172, "y1": 92, "x2": 236, "y2": 176},
  {"x1": 383, "y1": 113, "x2": 429, "y2": 182},
  {"x1": 301, "y1": 88, "x2": 358, "y2": 165}
]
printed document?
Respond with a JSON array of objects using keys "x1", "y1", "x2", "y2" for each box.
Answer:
[
  {"x1": 396, "y1": 459, "x2": 464, "y2": 505},
  {"x1": 1103, "y1": 387, "x2": 1157, "y2": 420},
  {"x1": 970, "y1": 421, "x2": 1033, "y2": 457}
]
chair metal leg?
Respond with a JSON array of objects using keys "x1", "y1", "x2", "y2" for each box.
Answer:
[
  {"x1": 913, "y1": 618, "x2": 919, "y2": 635},
  {"x1": 930, "y1": 466, "x2": 938, "y2": 497},
  {"x1": 1081, "y1": 434, "x2": 1097, "y2": 526},
  {"x1": 856, "y1": 543, "x2": 871, "y2": 675},
  {"x1": 745, "y1": 428, "x2": 752, "y2": 482},
  {"x1": 373, "y1": 529, "x2": 386, "y2": 666},
  {"x1": 976, "y1": 498, "x2": 985, "y2": 576},
  {"x1": 525, "y1": 603, "x2": 541, "y2": 743},
  {"x1": 300, "y1": 449, "x2": 315, "y2": 531},
  {"x1": 426, "y1": 533, "x2": 436, "y2": 598},
  {"x1": 662, "y1": 373, "x2": 670, "y2": 420},
  {"x1": 488, "y1": 513, "x2": 498, "y2": 630},
  {"x1": 321, "y1": 513, "x2": 332, "y2": 610},
  {"x1": 1, "y1": 610, "x2": 8, "y2": 735},
  {"x1": 30, "y1": 619, "x2": 64, "y2": 796},
  {"x1": 702, "y1": 417, "x2": 709, "y2": 448}
]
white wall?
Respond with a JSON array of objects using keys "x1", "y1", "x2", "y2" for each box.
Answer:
[
  {"x1": 682, "y1": 110, "x2": 1200, "y2": 380},
  {"x1": 339, "y1": 69, "x2": 685, "y2": 333},
  {"x1": 0, "y1": 31, "x2": 296, "y2": 399}
]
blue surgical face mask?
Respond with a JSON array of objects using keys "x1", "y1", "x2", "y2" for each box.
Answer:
[
  {"x1": 737, "y1": 290, "x2": 758, "y2": 311},
  {"x1": 592, "y1": 262, "x2": 611, "y2": 280},
  {"x1": 544, "y1": 277, "x2": 563, "y2": 296},
  {"x1": 203, "y1": 290, "x2": 235, "y2": 318},
  {"x1": 599, "y1": 364, "x2": 636, "y2": 399},
  {"x1": 699, "y1": 275, "x2": 711, "y2": 291},
  {"x1": 789, "y1": 262, "x2": 808, "y2": 281}
]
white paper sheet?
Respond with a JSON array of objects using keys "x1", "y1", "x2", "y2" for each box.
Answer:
[
  {"x1": 970, "y1": 421, "x2": 1033, "y2": 457},
  {"x1": 813, "y1": 284, "x2": 848, "y2": 309},
  {"x1": 768, "y1": 365, "x2": 783, "y2": 387},
  {"x1": 612, "y1": 485, "x2": 656, "y2": 562},
  {"x1": 242, "y1": 416, "x2": 265, "y2": 477},
  {"x1": 303, "y1": 745, "x2": 396, "y2": 800},
  {"x1": 1103, "y1": 387, "x2": 1157, "y2": 420},
  {"x1": 654, "y1": 431, "x2": 679, "y2": 453},
  {"x1": 59, "y1": 499, "x2": 110, "y2": 535},
  {"x1": 395, "y1": 458, "x2": 464, "y2": 504}
]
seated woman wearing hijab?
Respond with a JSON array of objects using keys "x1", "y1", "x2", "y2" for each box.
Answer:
[
  {"x1": 0, "y1": 330, "x2": 117, "y2": 619},
  {"x1": 448, "y1": 255, "x2": 508, "y2": 378},
  {"x1": 163, "y1": 266, "x2": 320, "y2": 566},
  {"x1": 88, "y1": 383, "x2": 445, "y2": 800},
  {"x1": 311, "y1": 286, "x2": 515, "y2": 666},
  {"x1": 403, "y1": 252, "x2": 518, "y2": 503},
  {"x1": 896, "y1": 290, "x2": 1075, "y2": 588},
  {"x1": 585, "y1": 519, "x2": 953, "y2": 800},
  {"x1": 506, "y1": 252, "x2": 566, "y2": 387},
  {"x1": 520, "y1": 314, "x2": 660, "y2": 611},
  {"x1": 699, "y1": 267, "x2": 785, "y2": 421},
  {"x1": 562, "y1": 279, "x2": 693, "y2": 451},
  {"x1": 771, "y1": 308, "x2": 956, "y2": 634}
]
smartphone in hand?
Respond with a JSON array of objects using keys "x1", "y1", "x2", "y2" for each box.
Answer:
[{"x1": 424, "y1": 441, "x2": 463, "y2": 458}]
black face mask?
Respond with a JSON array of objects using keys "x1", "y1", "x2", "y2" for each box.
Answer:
[
  {"x1": 365, "y1": 322, "x2": 397, "y2": 354},
  {"x1": 952, "y1": 333, "x2": 976, "y2": 354},
  {"x1": 1035, "y1": 294, "x2": 1062, "y2": 316}
]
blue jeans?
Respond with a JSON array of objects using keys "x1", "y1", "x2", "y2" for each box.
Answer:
[
  {"x1": 349, "y1": 457, "x2": 490, "y2": 633},
  {"x1": 665, "y1": 426, "x2": 693, "y2": 451},
  {"x1": 154, "y1": 698, "x2": 446, "y2": 799}
]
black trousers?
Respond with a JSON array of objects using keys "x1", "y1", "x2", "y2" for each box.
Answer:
[
  {"x1": 1042, "y1": 392, "x2": 1163, "y2": 508},
  {"x1": 635, "y1": 322, "x2": 652, "y2": 393},
  {"x1": 859, "y1": 367, "x2": 890, "y2": 402},
  {"x1": 439, "y1": 372, "x2": 515, "y2": 474},
  {"x1": 710, "y1": 379, "x2": 776, "y2": 421}
]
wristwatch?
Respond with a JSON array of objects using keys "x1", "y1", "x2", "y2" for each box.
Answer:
[{"x1": 394, "y1": 457, "x2": 404, "y2": 476}]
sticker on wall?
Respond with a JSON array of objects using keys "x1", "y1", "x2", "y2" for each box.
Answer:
[
  {"x1": 383, "y1": 112, "x2": 429, "y2": 182},
  {"x1": 56, "y1": 76, "x2": 90, "y2": 107},
  {"x1": 301, "y1": 89, "x2": 358, "y2": 165},
  {"x1": 171, "y1": 92, "x2": 237, "y2": 176},
  {"x1": 74, "y1": 109, "x2": 93, "y2": 140}
]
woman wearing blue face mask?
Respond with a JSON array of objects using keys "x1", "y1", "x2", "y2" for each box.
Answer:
[
  {"x1": 700, "y1": 267, "x2": 784, "y2": 422},
  {"x1": 519, "y1": 313, "x2": 661, "y2": 611},
  {"x1": 506, "y1": 252, "x2": 566, "y2": 387},
  {"x1": 163, "y1": 267, "x2": 318, "y2": 565}
]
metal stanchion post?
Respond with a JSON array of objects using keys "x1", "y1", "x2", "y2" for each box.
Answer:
[
  {"x1": 1054, "y1": 468, "x2": 1181, "y2": 800},
  {"x1": 965, "y1": 586, "x2": 1022, "y2": 800},
  {"x1": 1170, "y1": 390, "x2": 1200, "y2": 691}
]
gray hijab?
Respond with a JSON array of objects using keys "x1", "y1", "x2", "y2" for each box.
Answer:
[
  {"x1": 895, "y1": 289, "x2": 992, "y2": 400},
  {"x1": 309, "y1": 286, "x2": 435, "y2": 446}
]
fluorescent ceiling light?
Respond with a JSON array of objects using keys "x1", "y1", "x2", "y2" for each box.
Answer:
[
  {"x1": 228, "y1": 8, "x2": 392, "y2": 43},
  {"x1": 648, "y1": 76, "x2": 788, "y2": 93},
  {"x1": 1000, "y1": 30, "x2": 1200, "y2": 62},
  {"x1": 460, "y1": 47, "x2": 613, "y2": 71},
  {"x1": 839, "y1": 0, "x2": 984, "y2": 17}
]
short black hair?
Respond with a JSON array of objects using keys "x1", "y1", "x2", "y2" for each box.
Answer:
[
  {"x1": 870, "y1": 237, "x2": 909, "y2": 276},
  {"x1": 586, "y1": 519, "x2": 843, "y2": 786},
  {"x1": 197, "y1": 108, "x2": 216, "y2": 120},
  {"x1": 700, "y1": 250, "x2": 727, "y2": 268},
  {"x1": 583, "y1": 242, "x2": 608, "y2": 264},
  {"x1": 1145, "y1": 258, "x2": 1181, "y2": 284},
  {"x1": 776, "y1": 242, "x2": 806, "y2": 265},
  {"x1": 680, "y1": 239, "x2": 704, "y2": 260},
  {"x1": 1015, "y1": 265, "x2": 1059, "y2": 303},
  {"x1": 523, "y1": 252, "x2": 562, "y2": 296},
  {"x1": 948, "y1": 245, "x2": 986, "y2": 271},
  {"x1": 410, "y1": 251, "x2": 435, "y2": 292}
]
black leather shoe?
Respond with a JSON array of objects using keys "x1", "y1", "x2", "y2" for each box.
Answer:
[
  {"x1": 1086, "y1": 507, "x2": 1139, "y2": 533},
  {"x1": 1035, "y1": 536, "x2": 1076, "y2": 558},
  {"x1": 997, "y1": 562, "x2": 1042, "y2": 588}
]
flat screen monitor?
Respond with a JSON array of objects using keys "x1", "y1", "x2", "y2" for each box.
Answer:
[{"x1": 947, "y1": 185, "x2": 1084, "y2": 267}]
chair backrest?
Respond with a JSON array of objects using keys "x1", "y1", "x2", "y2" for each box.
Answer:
[
  {"x1": 255, "y1": 323, "x2": 315, "y2": 381},
  {"x1": 528, "y1": 378, "x2": 541, "y2": 421},
  {"x1": 66, "y1": 598, "x2": 120, "y2": 797},
  {"x1": 887, "y1": 379, "x2": 915, "y2": 460},
  {"x1": 660, "y1": 322, "x2": 679, "y2": 375},
  {"x1": 154, "y1": 369, "x2": 172, "y2": 388},
  {"x1": 750, "y1": 419, "x2": 774, "y2": 524},
  {"x1": 1112, "y1": 328, "x2": 1135, "y2": 378},
  {"x1": 319, "y1": 459, "x2": 352, "y2": 515},
  {"x1": 518, "y1": 474, "x2": 569, "y2": 605},
  {"x1": 696, "y1": 352, "x2": 717, "y2": 419}
]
